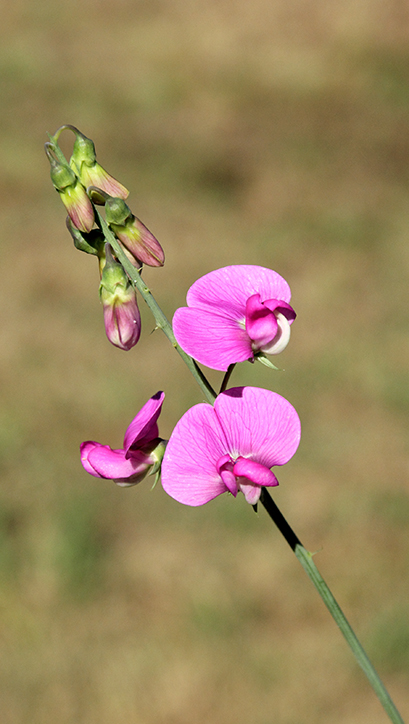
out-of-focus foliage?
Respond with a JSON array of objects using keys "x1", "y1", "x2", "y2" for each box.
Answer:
[{"x1": 0, "y1": 1, "x2": 408, "y2": 722}]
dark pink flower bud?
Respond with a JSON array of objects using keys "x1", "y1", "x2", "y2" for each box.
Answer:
[
  {"x1": 105, "y1": 197, "x2": 165, "y2": 268},
  {"x1": 99, "y1": 246, "x2": 141, "y2": 351}
]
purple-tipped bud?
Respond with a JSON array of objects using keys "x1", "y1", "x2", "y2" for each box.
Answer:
[
  {"x1": 105, "y1": 198, "x2": 165, "y2": 268},
  {"x1": 69, "y1": 127, "x2": 129, "y2": 199},
  {"x1": 99, "y1": 245, "x2": 141, "y2": 351},
  {"x1": 46, "y1": 144, "x2": 95, "y2": 233}
]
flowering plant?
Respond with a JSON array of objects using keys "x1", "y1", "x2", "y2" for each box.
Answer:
[{"x1": 45, "y1": 126, "x2": 404, "y2": 724}]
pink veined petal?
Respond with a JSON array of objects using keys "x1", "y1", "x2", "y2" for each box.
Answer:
[
  {"x1": 124, "y1": 391, "x2": 165, "y2": 453},
  {"x1": 186, "y1": 266, "x2": 292, "y2": 319},
  {"x1": 214, "y1": 387, "x2": 301, "y2": 468},
  {"x1": 173, "y1": 308, "x2": 252, "y2": 371},
  {"x1": 161, "y1": 403, "x2": 230, "y2": 505},
  {"x1": 233, "y1": 456, "x2": 279, "y2": 487},
  {"x1": 86, "y1": 445, "x2": 152, "y2": 480}
]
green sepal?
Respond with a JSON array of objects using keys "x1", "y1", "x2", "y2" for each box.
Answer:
[
  {"x1": 253, "y1": 353, "x2": 281, "y2": 370},
  {"x1": 105, "y1": 197, "x2": 133, "y2": 226},
  {"x1": 66, "y1": 219, "x2": 105, "y2": 256}
]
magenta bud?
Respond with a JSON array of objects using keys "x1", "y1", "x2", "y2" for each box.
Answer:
[{"x1": 99, "y1": 246, "x2": 141, "y2": 351}]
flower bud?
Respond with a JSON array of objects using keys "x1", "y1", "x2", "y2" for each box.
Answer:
[
  {"x1": 68, "y1": 127, "x2": 129, "y2": 199},
  {"x1": 45, "y1": 143, "x2": 94, "y2": 233},
  {"x1": 105, "y1": 197, "x2": 165, "y2": 267},
  {"x1": 99, "y1": 245, "x2": 141, "y2": 351}
]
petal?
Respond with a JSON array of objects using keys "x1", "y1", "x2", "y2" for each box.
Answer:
[
  {"x1": 214, "y1": 387, "x2": 301, "y2": 467},
  {"x1": 233, "y1": 456, "x2": 279, "y2": 487},
  {"x1": 124, "y1": 391, "x2": 165, "y2": 453},
  {"x1": 216, "y1": 454, "x2": 238, "y2": 496},
  {"x1": 186, "y1": 265, "x2": 292, "y2": 317},
  {"x1": 173, "y1": 308, "x2": 252, "y2": 371},
  {"x1": 161, "y1": 403, "x2": 230, "y2": 506},
  {"x1": 245, "y1": 294, "x2": 279, "y2": 349},
  {"x1": 238, "y1": 482, "x2": 263, "y2": 505},
  {"x1": 80, "y1": 441, "x2": 102, "y2": 477},
  {"x1": 86, "y1": 445, "x2": 152, "y2": 480}
]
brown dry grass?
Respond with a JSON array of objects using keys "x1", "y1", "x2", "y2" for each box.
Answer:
[{"x1": 0, "y1": 1, "x2": 408, "y2": 722}]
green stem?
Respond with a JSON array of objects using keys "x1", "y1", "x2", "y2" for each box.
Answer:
[{"x1": 259, "y1": 488, "x2": 405, "y2": 724}]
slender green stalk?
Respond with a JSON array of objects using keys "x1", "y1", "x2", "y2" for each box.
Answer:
[{"x1": 259, "y1": 488, "x2": 405, "y2": 724}]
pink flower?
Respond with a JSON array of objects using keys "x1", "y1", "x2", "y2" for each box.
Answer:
[
  {"x1": 80, "y1": 392, "x2": 166, "y2": 487},
  {"x1": 161, "y1": 386, "x2": 300, "y2": 506},
  {"x1": 173, "y1": 265, "x2": 296, "y2": 371}
]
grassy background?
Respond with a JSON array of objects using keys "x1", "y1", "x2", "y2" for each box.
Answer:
[{"x1": 0, "y1": 1, "x2": 409, "y2": 722}]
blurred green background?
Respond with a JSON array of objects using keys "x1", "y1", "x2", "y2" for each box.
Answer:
[{"x1": 1, "y1": 1, "x2": 408, "y2": 722}]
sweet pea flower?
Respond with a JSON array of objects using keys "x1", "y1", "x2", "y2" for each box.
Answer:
[
  {"x1": 173, "y1": 265, "x2": 296, "y2": 371},
  {"x1": 80, "y1": 392, "x2": 166, "y2": 487},
  {"x1": 161, "y1": 386, "x2": 300, "y2": 506}
]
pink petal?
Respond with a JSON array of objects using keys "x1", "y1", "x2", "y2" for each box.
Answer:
[
  {"x1": 173, "y1": 308, "x2": 252, "y2": 371},
  {"x1": 238, "y1": 482, "x2": 263, "y2": 505},
  {"x1": 216, "y1": 454, "x2": 238, "y2": 496},
  {"x1": 161, "y1": 403, "x2": 230, "y2": 505},
  {"x1": 86, "y1": 444, "x2": 152, "y2": 480},
  {"x1": 186, "y1": 266, "x2": 292, "y2": 317},
  {"x1": 80, "y1": 441, "x2": 102, "y2": 477},
  {"x1": 123, "y1": 391, "x2": 165, "y2": 453},
  {"x1": 215, "y1": 387, "x2": 301, "y2": 467},
  {"x1": 233, "y1": 456, "x2": 279, "y2": 487},
  {"x1": 245, "y1": 294, "x2": 279, "y2": 348}
]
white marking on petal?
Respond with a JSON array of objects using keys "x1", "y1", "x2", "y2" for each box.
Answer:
[{"x1": 260, "y1": 312, "x2": 291, "y2": 355}]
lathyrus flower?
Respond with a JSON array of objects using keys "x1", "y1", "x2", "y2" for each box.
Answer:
[
  {"x1": 173, "y1": 265, "x2": 296, "y2": 371},
  {"x1": 68, "y1": 126, "x2": 129, "y2": 199},
  {"x1": 99, "y1": 245, "x2": 141, "y2": 351},
  {"x1": 161, "y1": 386, "x2": 300, "y2": 506},
  {"x1": 45, "y1": 143, "x2": 95, "y2": 233},
  {"x1": 105, "y1": 197, "x2": 165, "y2": 268},
  {"x1": 81, "y1": 391, "x2": 166, "y2": 487}
]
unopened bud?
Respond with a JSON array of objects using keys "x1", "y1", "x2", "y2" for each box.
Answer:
[
  {"x1": 68, "y1": 126, "x2": 129, "y2": 199},
  {"x1": 105, "y1": 198, "x2": 165, "y2": 268},
  {"x1": 45, "y1": 143, "x2": 94, "y2": 233},
  {"x1": 99, "y1": 245, "x2": 141, "y2": 351}
]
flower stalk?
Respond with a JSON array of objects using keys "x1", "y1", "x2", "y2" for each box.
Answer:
[{"x1": 259, "y1": 487, "x2": 405, "y2": 724}]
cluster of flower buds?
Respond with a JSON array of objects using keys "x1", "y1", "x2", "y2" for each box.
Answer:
[{"x1": 45, "y1": 125, "x2": 165, "y2": 351}]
